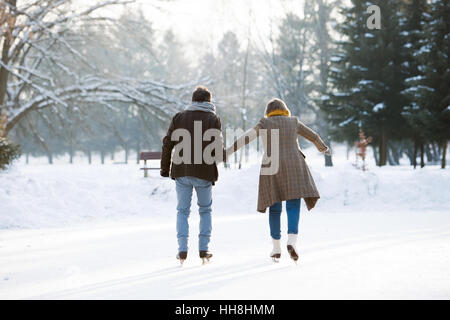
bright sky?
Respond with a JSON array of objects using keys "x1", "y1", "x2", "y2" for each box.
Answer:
[
  {"x1": 83, "y1": 0, "x2": 345, "y2": 60},
  {"x1": 135, "y1": 0, "x2": 306, "y2": 57}
]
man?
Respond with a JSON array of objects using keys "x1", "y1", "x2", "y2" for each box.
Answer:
[{"x1": 160, "y1": 86, "x2": 224, "y2": 265}]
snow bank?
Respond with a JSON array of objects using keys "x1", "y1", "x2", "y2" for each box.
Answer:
[
  {"x1": 1, "y1": 146, "x2": 449, "y2": 229},
  {"x1": 0, "y1": 164, "x2": 176, "y2": 229}
]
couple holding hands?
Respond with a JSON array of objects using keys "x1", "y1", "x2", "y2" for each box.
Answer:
[{"x1": 160, "y1": 86, "x2": 330, "y2": 265}]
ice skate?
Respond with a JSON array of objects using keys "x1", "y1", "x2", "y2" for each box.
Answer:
[
  {"x1": 287, "y1": 234, "x2": 299, "y2": 264},
  {"x1": 177, "y1": 251, "x2": 187, "y2": 265},
  {"x1": 270, "y1": 239, "x2": 281, "y2": 262},
  {"x1": 199, "y1": 251, "x2": 212, "y2": 265}
]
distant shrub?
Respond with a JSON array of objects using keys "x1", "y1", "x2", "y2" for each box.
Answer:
[
  {"x1": 0, "y1": 113, "x2": 21, "y2": 170},
  {"x1": 0, "y1": 136, "x2": 21, "y2": 170}
]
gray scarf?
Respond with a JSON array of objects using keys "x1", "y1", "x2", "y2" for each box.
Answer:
[{"x1": 186, "y1": 102, "x2": 216, "y2": 114}]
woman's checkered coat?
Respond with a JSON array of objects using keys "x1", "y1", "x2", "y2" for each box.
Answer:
[{"x1": 227, "y1": 115, "x2": 328, "y2": 213}]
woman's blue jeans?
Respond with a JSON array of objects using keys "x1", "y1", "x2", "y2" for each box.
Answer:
[{"x1": 269, "y1": 199, "x2": 301, "y2": 240}]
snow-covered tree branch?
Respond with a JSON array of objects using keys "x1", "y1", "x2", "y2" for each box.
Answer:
[{"x1": 0, "y1": 0, "x2": 192, "y2": 137}]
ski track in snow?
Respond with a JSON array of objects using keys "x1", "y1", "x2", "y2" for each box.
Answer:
[{"x1": 1, "y1": 146, "x2": 450, "y2": 299}]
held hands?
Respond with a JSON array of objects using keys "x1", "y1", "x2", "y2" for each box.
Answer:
[{"x1": 323, "y1": 147, "x2": 332, "y2": 156}]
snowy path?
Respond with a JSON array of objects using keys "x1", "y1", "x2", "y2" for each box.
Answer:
[{"x1": 1, "y1": 210, "x2": 450, "y2": 299}]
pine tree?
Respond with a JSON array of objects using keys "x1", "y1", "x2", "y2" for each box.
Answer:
[
  {"x1": 404, "y1": 0, "x2": 449, "y2": 169},
  {"x1": 323, "y1": 0, "x2": 410, "y2": 166},
  {"x1": 401, "y1": 0, "x2": 430, "y2": 168},
  {"x1": 158, "y1": 30, "x2": 191, "y2": 82},
  {"x1": 312, "y1": 0, "x2": 340, "y2": 167},
  {"x1": 274, "y1": 11, "x2": 315, "y2": 117},
  {"x1": 217, "y1": 31, "x2": 243, "y2": 102}
]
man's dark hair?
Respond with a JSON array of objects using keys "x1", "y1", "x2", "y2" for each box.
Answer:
[{"x1": 192, "y1": 86, "x2": 212, "y2": 103}]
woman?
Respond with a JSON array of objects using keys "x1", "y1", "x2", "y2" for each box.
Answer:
[{"x1": 226, "y1": 98, "x2": 330, "y2": 262}]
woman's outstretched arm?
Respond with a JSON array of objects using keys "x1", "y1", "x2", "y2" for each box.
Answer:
[
  {"x1": 296, "y1": 118, "x2": 329, "y2": 153},
  {"x1": 225, "y1": 118, "x2": 265, "y2": 158}
]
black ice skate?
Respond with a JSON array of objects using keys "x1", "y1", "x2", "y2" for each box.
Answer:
[
  {"x1": 199, "y1": 251, "x2": 212, "y2": 265},
  {"x1": 177, "y1": 251, "x2": 187, "y2": 265}
]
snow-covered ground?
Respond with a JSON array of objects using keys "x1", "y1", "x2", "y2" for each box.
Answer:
[{"x1": 1, "y1": 145, "x2": 449, "y2": 299}]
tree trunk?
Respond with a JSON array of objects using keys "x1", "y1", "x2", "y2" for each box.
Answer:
[
  {"x1": 101, "y1": 150, "x2": 105, "y2": 165},
  {"x1": 0, "y1": 0, "x2": 17, "y2": 111},
  {"x1": 136, "y1": 139, "x2": 141, "y2": 165},
  {"x1": 239, "y1": 21, "x2": 250, "y2": 170},
  {"x1": 234, "y1": 143, "x2": 238, "y2": 166},
  {"x1": 388, "y1": 149, "x2": 395, "y2": 166},
  {"x1": 26, "y1": 153, "x2": 29, "y2": 164},
  {"x1": 223, "y1": 129, "x2": 228, "y2": 168},
  {"x1": 125, "y1": 147, "x2": 129, "y2": 164},
  {"x1": 405, "y1": 148, "x2": 414, "y2": 166},
  {"x1": 388, "y1": 144, "x2": 400, "y2": 166},
  {"x1": 324, "y1": 140, "x2": 333, "y2": 167},
  {"x1": 28, "y1": 119, "x2": 53, "y2": 165},
  {"x1": 420, "y1": 143, "x2": 425, "y2": 168},
  {"x1": 425, "y1": 144, "x2": 433, "y2": 162},
  {"x1": 442, "y1": 141, "x2": 447, "y2": 169},
  {"x1": 69, "y1": 143, "x2": 74, "y2": 164},
  {"x1": 432, "y1": 143, "x2": 440, "y2": 162},
  {"x1": 413, "y1": 140, "x2": 418, "y2": 169},
  {"x1": 378, "y1": 129, "x2": 387, "y2": 166},
  {"x1": 256, "y1": 136, "x2": 260, "y2": 154}
]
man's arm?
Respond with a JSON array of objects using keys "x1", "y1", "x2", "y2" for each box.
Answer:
[{"x1": 160, "y1": 116, "x2": 176, "y2": 177}]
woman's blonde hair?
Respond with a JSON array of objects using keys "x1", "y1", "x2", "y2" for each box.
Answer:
[{"x1": 264, "y1": 98, "x2": 291, "y2": 117}]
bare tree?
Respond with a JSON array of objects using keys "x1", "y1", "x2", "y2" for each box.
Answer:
[{"x1": 0, "y1": 0, "x2": 191, "y2": 139}]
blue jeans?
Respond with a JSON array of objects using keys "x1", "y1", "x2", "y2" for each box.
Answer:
[
  {"x1": 175, "y1": 176, "x2": 212, "y2": 252},
  {"x1": 269, "y1": 199, "x2": 301, "y2": 240}
]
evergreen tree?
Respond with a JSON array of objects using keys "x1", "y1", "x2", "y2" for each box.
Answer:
[
  {"x1": 158, "y1": 30, "x2": 191, "y2": 82},
  {"x1": 203, "y1": 31, "x2": 243, "y2": 132},
  {"x1": 312, "y1": 0, "x2": 340, "y2": 166},
  {"x1": 323, "y1": 0, "x2": 410, "y2": 166},
  {"x1": 265, "y1": 1, "x2": 338, "y2": 166},
  {"x1": 404, "y1": 0, "x2": 449, "y2": 169},
  {"x1": 274, "y1": 11, "x2": 316, "y2": 118},
  {"x1": 217, "y1": 31, "x2": 243, "y2": 104},
  {"x1": 401, "y1": 0, "x2": 430, "y2": 168}
]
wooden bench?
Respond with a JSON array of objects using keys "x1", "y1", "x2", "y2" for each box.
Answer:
[{"x1": 139, "y1": 151, "x2": 162, "y2": 177}]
